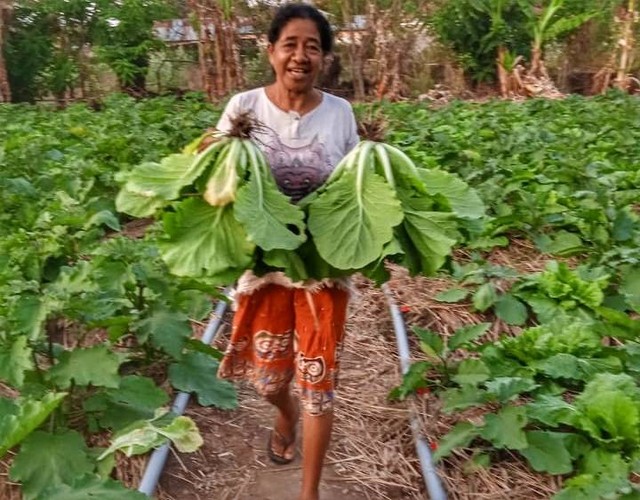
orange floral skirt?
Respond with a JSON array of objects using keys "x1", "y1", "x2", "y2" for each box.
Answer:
[{"x1": 218, "y1": 283, "x2": 349, "y2": 416}]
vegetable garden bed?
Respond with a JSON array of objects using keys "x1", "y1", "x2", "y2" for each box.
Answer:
[{"x1": 1, "y1": 92, "x2": 639, "y2": 499}]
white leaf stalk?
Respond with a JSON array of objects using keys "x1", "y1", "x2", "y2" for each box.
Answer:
[{"x1": 202, "y1": 137, "x2": 264, "y2": 207}]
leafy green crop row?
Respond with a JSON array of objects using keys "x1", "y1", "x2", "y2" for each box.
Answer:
[{"x1": 1, "y1": 92, "x2": 639, "y2": 498}]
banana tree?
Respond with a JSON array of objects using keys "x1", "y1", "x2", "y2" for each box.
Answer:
[
  {"x1": 614, "y1": 0, "x2": 637, "y2": 90},
  {"x1": 468, "y1": 0, "x2": 518, "y2": 96},
  {"x1": 517, "y1": 0, "x2": 597, "y2": 76}
]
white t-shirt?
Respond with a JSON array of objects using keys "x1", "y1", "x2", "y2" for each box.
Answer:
[{"x1": 217, "y1": 87, "x2": 359, "y2": 202}]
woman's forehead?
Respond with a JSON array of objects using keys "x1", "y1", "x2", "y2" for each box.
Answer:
[{"x1": 278, "y1": 19, "x2": 321, "y2": 41}]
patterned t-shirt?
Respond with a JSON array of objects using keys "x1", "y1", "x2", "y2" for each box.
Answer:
[{"x1": 216, "y1": 87, "x2": 359, "y2": 202}]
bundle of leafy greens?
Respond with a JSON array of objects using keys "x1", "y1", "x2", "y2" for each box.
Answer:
[{"x1": 116, "y1": 114, "x2": 484, "y2": 284}]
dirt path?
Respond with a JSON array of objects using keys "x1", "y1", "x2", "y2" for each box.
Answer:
[{"x1": 157, "y1": 280, "x2": 424, "y2": 500}]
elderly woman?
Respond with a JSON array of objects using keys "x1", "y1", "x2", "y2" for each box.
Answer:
[{"x1": 215, "y1": 3, "x2": 358, "y2": 500}]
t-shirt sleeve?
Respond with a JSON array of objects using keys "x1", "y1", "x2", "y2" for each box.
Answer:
[
  {"x1": 216, "y1": 94, "x2": 241, "y2": 133},
  {"x1": 345, "y1": 107, "x2": 360, "y2": 153}
]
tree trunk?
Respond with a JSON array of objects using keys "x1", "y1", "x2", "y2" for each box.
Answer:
[
  {"x1": 530, "y1": 45, "x2": 542, "y2": 76},
  {"x1": 342, "y1": 2, "x2": 366, "y2": 101},
  {"x1": 615, "y1": 0, "x2": 637, "y2": 91},
  {"x1": 0, "y1": 1, "x2": 12, "y2": 102},
  {"x1": 497, "y1": 45, "x2": 509, "y2": 97}
]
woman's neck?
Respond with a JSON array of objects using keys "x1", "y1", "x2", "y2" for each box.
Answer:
[{"x1": 266, "y1": 84, "x2": 322, "y2": 115}]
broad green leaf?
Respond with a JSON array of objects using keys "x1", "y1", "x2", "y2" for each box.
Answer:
[
  {"x1": 84, "y1": 210, "x2": 121, "y2": 231},
  {"x1": 535, "y1": 353, "x2": 582, "y2": 380},
  {"x1": 10, "y1": 294, "x2": 50, "y2": 341},
  {"x1": 84, "y1": 376, "x2": 169, "y2": 431},
  {"x1": 472, "y1": 283, "x2": 497, "y2": 312},
  {"x1": 495, "y1": 294, "x2": 528, "y2": 326},
  {"x1": 535, "y1": 231, "x2": 584, "y2": 256},
  {"x1": 98, "y1": 421, "x2": 166, "y2": 459},
  {"x1": 389, "y1": 361, "x2": 430, "y2": 401},
  {"x1": 263, "y1": 249, "x2": 309, "y2": 282},
  {"x1": 39, "y1": 475, "x2": 148, "y2": 500},
  {"x1": 453, "y1": 359, "x2": 490, "y2": 386},
  {"x1": 521, "y1": 431, "x2": 573, "y2": 475},
  {"x1": 480, "y1": 406, "x2": 528, "y2": 450},
  {"x1": 433, "y1": 422, "x2": 481, "y2": 462},
  {"x1": 308, "y1": 169, "x2": 403, "y2": 270},
  {"x1": 125, "y1": 153, "x2": 204, "y2": 200},
  {"x1": 621, "y1": 267, "x2": 640, "y2": 312},
  {"x1": 138, "y1": 309, "x2": 192, "y2": 359},
  {"x1": 160, "y1": 198, "x2": 254, "y2": 278},
  {"x1": 0, "y1": 393, "x2": 67, "y2": 457},
  {"x1": 0, "y1": 336, "x2": 33, "y2": 387},
  {"x1": 115, "y1": 187, "x2": 165, "y2": 218},
  {"x1": 234, "y1": 173, "x2": 306, "y2": 251},
  {"x1": 434, "y1": 288, "x2": 469, "y2": 303},
  {"x1": 156, "y1": 416, "x2": 203, "y2": 453},
  {"x1": 443, "y1": 385, "x2": 489, "y2": 413},
  {"x1": 449, "y1": 322, "x2": 491, "y2": 350},
  {"x1": 47, "y1": 345, "x2": 123, "y2": 389},
  {"x1": 413, "y1": 327, "x2": 444, "y2": 357},
  {"x1": 169, "y1": 352, "x2": 237, "y2": 409},
  {"x1": 401, "y1": 197, "x2": 458, "y2": 276},
  {"x1": 10, "y1": 430, "x2": 94, "y2": 500},
  {"x1": 484, "y1": 377, "x2": 539, "y2": 403},
  {"x1": 420, "y1": 169, "x2": 485, "y2": 220},
  {"x1": 526, "y1": 395, "x2": 577, "y2": 427}
]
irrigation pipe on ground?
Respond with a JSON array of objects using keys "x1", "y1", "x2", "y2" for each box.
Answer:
[
  {"x1": 138, "y1": 294, "x2": 230, "y2": 497},
  {"x1": 382, "y1": 283, "x2": 448, "y2": 500}
]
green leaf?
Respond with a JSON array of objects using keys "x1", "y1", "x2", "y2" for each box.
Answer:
[
  {"x1": 484, "y1": 377, "x2": 539, "y2": 403},
  {"x1": 262, "y1": 249, "x2": 309, "y2": 282},
  {"x1": 453, "y1": 359, "x2": 490, "y2": 386},
  {"x1": 449, "y1": 323, "x2": 491, "y2": 350},
  {"x1": 47, "y1": 345, "x2": 123, "y2": 389},
  {"x1": 433, "y1": 422, "x2": 481, "y2": 462},
  {"x1": 535, "y1": 231, "x2": 584, "y2": 256},
  {"x1": 621, "y1": 267, "x2": 640, "y2": 312},
  {"x1": 520, "y1": 431, "x2": 573, "y2": 475},
  {"x1": 39, "y1": 475, "x2": 148, "y2": 500},
  {"x1": 234, "y1": 172, "x2": 306, "y2": 251},
  {"x1": 98, "y1": 421, "x2": 166, "y2": 459},
  {"x1": 169, "y1": 352, "x2": 237, "y2": 408},
  {"x1": 480, "y1": 406, "x2": 528, "y2": 450},
  {"x1": 10, "y1": 430, "x2": 94, "y2": 500},
  {"x1": 160, "y1": 198, "x2": 254, "y2": 278},
  {"x1": 389, "y1": 361, "x2": 430, "y2": 401},
  {"x1": 85, "y1": 376, "x2": 169, "y2": 431},
  {"x1": 435, "y1": 288, "x2": 469, "y2": 303},
  {"x1": 420, "y1": 169, "x2": 485, "y2": 220},
  {"x1": 155, "y1": 416, "x2": 203, "y2": 453},
  {"x1": 0, "y1": 393, "x2": 67, "y2": 457},
  {"x1": 125, "y1": 153, "x2": 205, "y2": 200},
  {"x1": 0, "y1": 336, "x2": 33, "y2": 387},
  {"x1": 526, "y1": 395, "x2": 577, "y2": 427},
  {"x1": 495, "y1": 294, "x2": 528, "y2": 326},
  {"x1": 138, "y1": 309, "x2": 192, "y2": 359},
  {"x1": 413, "y1": 327, "x2": 444, "y2": 357},
  {"x1": 308, "y1": 169, "x2": 404, "y2": 270},
  {"x1": 473, "y1": 283, "x2": 497, "y2": 312},
  {"x1": 401, "y1": 197, "x2": 458, "y2": 276},
  {"x1": 443, "y1": 385, "x2": 489, "y2": 413},
  {"x1": 115, "y1": 187, "x2": 165, "y2": 218}
]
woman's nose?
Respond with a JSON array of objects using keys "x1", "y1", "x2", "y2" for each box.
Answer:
[{"x1": 293, "y1": 44, "x2": 309, "y2": 61}]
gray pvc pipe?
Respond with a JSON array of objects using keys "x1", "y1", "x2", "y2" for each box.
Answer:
[
  {"x1": 382, "y1": 283, "x2": 448, "y2": 500},
  {"x1": 138, "y1": 295, "x2": 230, "y2": 497}
]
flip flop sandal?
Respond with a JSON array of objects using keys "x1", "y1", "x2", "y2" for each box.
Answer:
[{"x1": 267, "y1": 428, "x2": 297, "y2": 465}]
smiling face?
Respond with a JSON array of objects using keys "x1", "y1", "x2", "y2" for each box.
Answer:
[{"x1": 268, "y1": 18, "x2": 324, "y2": 94}]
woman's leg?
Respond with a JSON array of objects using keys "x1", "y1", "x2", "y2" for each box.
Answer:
[
  {"x1": 265, "y1": 385, "x2": 299, "y2": 461},
  {"x1": 293, "y1": 287, "x2": 350, "y2": 500},
  {"x1": 299, "y1": 411, "x2": 333, "y2": 500}
]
